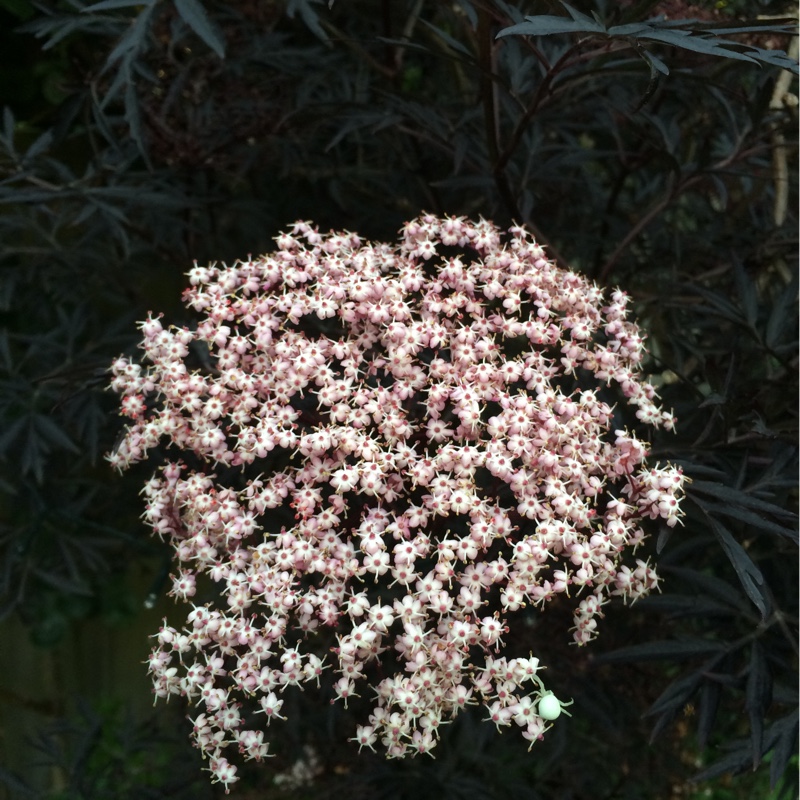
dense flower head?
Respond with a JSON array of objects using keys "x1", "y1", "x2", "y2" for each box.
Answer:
[{"x1": 109, "y1": 214, "x2": 685, "y2": 792}]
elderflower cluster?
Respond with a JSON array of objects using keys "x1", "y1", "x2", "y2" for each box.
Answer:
[{"x1": 109, "y1": 214, "x2": 685, "y2": 793}]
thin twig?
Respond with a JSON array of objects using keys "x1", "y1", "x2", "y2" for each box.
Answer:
[
  {"x1": 495, "y1": 40, "x2": 628, "y2": 175},
  {"x1": 597, "y1": 144, "x2": 769, "y2": 283},
  {"x1": 769, "y1": 32, "x2": 798, "y2": 226},
  {"x1": 478, "y1": 6, "x2": 520, "y2": 224}
]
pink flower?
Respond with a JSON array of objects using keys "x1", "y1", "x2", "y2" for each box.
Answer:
[{"x1": 109, "y1": 214, "x2": 685, "y2": 784}]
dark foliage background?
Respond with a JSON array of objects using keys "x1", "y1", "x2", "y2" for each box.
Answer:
[{"x1": 0, "y1": 0, "x2": 797, "y2": 798}]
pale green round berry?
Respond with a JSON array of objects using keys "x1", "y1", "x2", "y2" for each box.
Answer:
[{"x1": 537, "y1": 692, "x2": 562, "y2": 721}]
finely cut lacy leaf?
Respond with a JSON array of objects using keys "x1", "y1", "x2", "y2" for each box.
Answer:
[
  {"x1": 497, "y1": 3, "x2": 799, "y2": 74},
  {"x1": 173, "y1": 0, "x2": 226, "y2": 58},
  {"x1": 707, "y1": 516, "x2": 770, "y2": 620}
]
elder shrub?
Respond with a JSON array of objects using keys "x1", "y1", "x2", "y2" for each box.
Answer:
[{"x1": 108, "y1": 214, "x2": 686, "y2": 792}]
